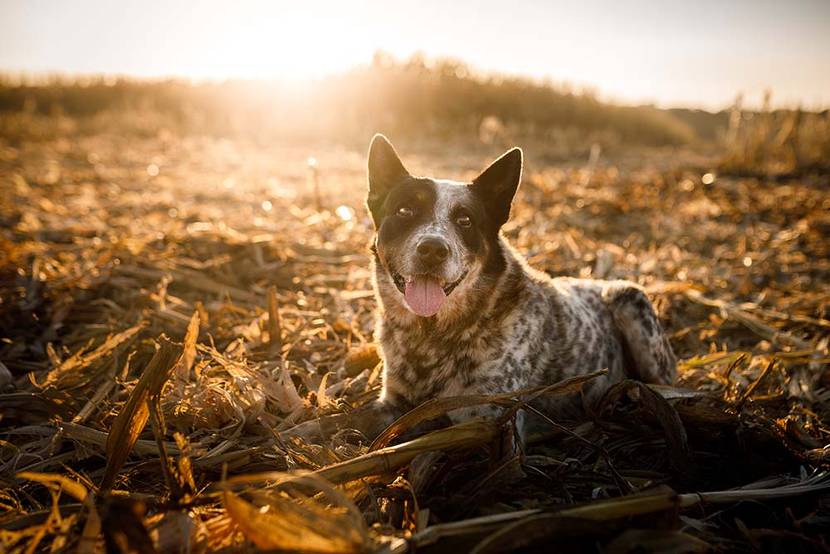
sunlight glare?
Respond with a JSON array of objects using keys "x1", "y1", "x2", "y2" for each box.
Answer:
[
  {"x1": 335, "y1": 205, "x2": 353, "y2": 221},
  {"x1": 169, "y1": 4, "x2": 374, "y2": 81}
]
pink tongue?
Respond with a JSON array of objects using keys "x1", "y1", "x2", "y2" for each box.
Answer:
[{"x1": 404, "y1": 276, "x2": 447, "y2": 317}]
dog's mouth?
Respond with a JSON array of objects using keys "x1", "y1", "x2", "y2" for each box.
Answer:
[
  {"x1": 391, "y1": 270, "x2": 468, "y2": 317},
  {"x1": 392, "y1": 272, "x2": 467, "y2": 296}
]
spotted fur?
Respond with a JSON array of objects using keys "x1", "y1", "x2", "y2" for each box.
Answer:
[{"x1": 366, "y1": 135, "x2": 676, "y2": 436}]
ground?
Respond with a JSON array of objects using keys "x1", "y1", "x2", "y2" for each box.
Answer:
[{"x1": 1, "y1": 130, "x2": 830, "y2": 552}]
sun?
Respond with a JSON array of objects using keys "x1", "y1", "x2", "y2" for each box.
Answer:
[{"x1": 150, "y1": 4, "x2": 375, "y2": 81}]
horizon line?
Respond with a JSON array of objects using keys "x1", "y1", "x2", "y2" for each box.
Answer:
[{"x1": 1, "y1": 64, "x2": 825, "y2": 115}]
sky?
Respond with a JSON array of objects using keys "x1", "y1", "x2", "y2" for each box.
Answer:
[{"x1": 1, "y1": 0, "x2": 829, "y2": 110}]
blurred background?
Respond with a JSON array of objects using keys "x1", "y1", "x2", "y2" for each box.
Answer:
[{"x1": 1, "y1": 0, "x2": 829, "y2": 172}]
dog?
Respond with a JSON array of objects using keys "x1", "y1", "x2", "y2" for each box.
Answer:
[{"x1": 366, "y1": 134, "x2": 676, "y2": 436}]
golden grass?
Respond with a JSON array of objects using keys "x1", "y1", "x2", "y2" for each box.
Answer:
[
  {"x1": 0, "y1": 121, "x2": 829, "y2": 551},
  {"x1": 720, "y1": 94, "x2": 830, "y2": 176}
]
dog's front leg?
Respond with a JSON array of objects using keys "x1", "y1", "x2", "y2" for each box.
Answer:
[
  {"x1": 354, "y1": 399, "x2": 405, "y2": 438},
  {"x1": 447, "y1": 399, "x2": 528, "y2": 444},
  {"x1": 277, "y1": 399, "x2": 403, "y2": 445}
]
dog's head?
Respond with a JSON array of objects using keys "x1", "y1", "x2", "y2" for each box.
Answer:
[{"x1": 366, "y1": 134, "x2": 522, "y2": 319}]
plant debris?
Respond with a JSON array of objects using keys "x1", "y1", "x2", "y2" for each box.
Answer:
[{"x1": 1, "y1": 128, "x2": 829, "y2": 552}]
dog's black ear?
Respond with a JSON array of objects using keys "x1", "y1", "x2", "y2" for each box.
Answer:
[
  {"x1": 367, "y1": 134, "x2": 410, "y2": 225},
  {"x1": 471, "y1": 147, "x2": 522, "y2": 228}
]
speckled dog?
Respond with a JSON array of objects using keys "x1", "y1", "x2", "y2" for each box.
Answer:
[{"x1": 367, "y1": 135, "x2": 676, "y2": 435}]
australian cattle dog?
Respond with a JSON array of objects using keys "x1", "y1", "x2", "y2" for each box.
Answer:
[{"x1": 366, "y1": 134, "x2": 676, "y2": 437}]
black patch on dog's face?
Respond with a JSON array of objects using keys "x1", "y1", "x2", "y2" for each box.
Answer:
[
  {"x1": 448, "y1": 196, "x2": 488, "y2": 257},
  {"x1": 376, "y1": 177, "x2": 438, "y2": 259}
]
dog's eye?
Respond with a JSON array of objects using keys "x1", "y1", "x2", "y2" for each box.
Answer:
[
  {"x1": 396, "y1": 206, "x2": 414, "y2": 218},
  {"x1": 456, "y1": 214, "x2": 472, "y2": 227}
]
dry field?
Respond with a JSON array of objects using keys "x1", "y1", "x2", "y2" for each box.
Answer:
[{"x1": 1, "y1": 127, "x2": 830, "y2": 552}]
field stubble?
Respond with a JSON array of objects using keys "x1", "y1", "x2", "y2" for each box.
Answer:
[{"x1": 1, "y1": 129, "x2": 830, "y2": 552}]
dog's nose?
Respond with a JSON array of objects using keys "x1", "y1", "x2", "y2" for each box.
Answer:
[{"x1": 416, "y1": 237, "x2": 450, "y2": 266}]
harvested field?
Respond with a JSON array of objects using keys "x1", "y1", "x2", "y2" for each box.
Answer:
[{"x1": 1, "y1": 128, "x2": 830, "y2": 552}]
